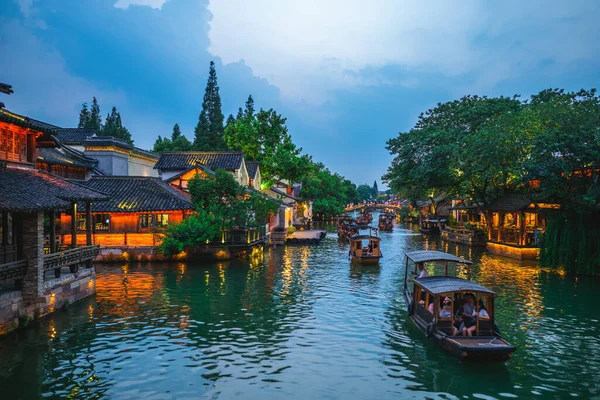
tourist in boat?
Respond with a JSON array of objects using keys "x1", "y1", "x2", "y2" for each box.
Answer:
[
  {"x1": 465, "y1": 300, "x2": 490, "y2": 336},
  {"x1": 461, "y1": 294, "x2": 478, "y2": 336},
  {"x1": 416, "y1": 263, "x2": 429, "y2": 278},
  {"x1": 439, "y1": 297, "x2": 452, "y2": 318}
]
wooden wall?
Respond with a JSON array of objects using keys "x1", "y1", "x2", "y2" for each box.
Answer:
[{"x1": 60, "y1": 211, "x2": 187, "y2": 234}]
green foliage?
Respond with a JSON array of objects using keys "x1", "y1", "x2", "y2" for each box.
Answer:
[
  {"x1": 300, "y1": 162, "x2": 358, "y2": 218},
  {"x1": 540, "y1": 211, "x2": 600, "y2": 275},
  {"x1": 160, "y1": 209, "x2": 220, "y2": 256},
  {"x1": 372, "y1": 180, "x2": 379, "y2": 198},
  {"x1": 287, "y1": 225, "x2": 296, "y2": 235},
  {"x1": 384, "y1": 88, "x2": 600, "y2": 274},
  {"x1": 102, "y1": 106, "x2": 133, "y2": 145},
  {"x1": 153, "y1": 124, "x2": 193, "y2": 154},
  {"x1": 194, "y1": 61, "x2": 227, "y2": 151},
  {"x1": 357, "y1": 184, "x2": 373, "y2": 202},
  {"x1": 78, "y1": 97, "x2": 103, "y2": 131},
  {"x1": 224, "y1": 103, "x2": 309, "y2": 184}
]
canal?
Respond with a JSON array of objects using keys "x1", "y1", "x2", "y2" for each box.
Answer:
[{"x1": 1, "y1": 217, "x2": 599, "y2": 399}]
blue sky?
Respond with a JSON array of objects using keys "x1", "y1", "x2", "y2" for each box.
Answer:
[{"x1": 2, "y1": 0, "x2": 599, "y2": 187}]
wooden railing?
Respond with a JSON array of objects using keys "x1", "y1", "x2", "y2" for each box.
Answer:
[
  {"x1": 218, "y1": 227, "x2": 267, "y2": 246},
  {"x1": 0, "y1": 259, "x2": 26, "y2": 288},
  {"x1": 43, "y1": 245, "x2": 99, "y2": 275},
  {"x1": 0, "y1": 245, "x2": 18, "y2": 264}
]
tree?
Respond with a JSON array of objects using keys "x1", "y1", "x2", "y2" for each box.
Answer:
[
  {"x1": 244, "y1": 95, "x2": 255, "y2": 118},
  {"x1": 224, "y1": 107, "x2": 308, "y2": 184},
  {"x1": 152, "y1": 124, "x2": 192, "y2": 154},
  {"x1": 78, "y1": 103, "x2": 90, "y2": 128},
  {"x1": 357, "y1": 184, "x2": 373, "y2": 202},
  {"x1": 87, "y1": 97, "x2": 102, "y2": 132},
  {"x1": 372, "y1": 180, "x2": 379, "y2": 198},
  {"x1": 194, "y1": 61, "x2": 226, "y2": 151},
  {"x1": 101, "y1": 106, "x2": 133, "y2": 145},
  {"x1": 299, "y1": 162, "x2": 358, "y2": 218}
]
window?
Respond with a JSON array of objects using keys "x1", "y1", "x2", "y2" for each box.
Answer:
[
  {"x1": 94, "y1": 214, "x2": 110, "y2": 231},
  {"x1": 77, "y1": 214, "x2": 86, "y2": 231},
  {"x1": 154, "y1": 214, "x2": 169, "y2": 229},
  {"x1": 140, "y1": 214, "x2": 153, "y2": 229}
]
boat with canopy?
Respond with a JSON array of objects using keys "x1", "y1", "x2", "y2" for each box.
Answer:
[
  {"x1": 348, "y1": 225, "x2": 382, "y2": 264},
  {"x1": 403, "y1": 250, "x2": 516, "y2": 362}
]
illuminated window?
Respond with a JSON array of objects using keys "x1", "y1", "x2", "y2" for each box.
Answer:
[
  {"x1": 94, "y1": 214, "x2": 110, "y2": 231},
  {"x1": 154, "y1": 214, "x2": 169, "y2": 229},
  {"x1": 140, "y1": 214, "x2": 153, "y2": 229}
]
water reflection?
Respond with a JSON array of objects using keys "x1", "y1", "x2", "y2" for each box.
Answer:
[{"x1": 0, "y1": 216, "x2": 599, "y2": 399}]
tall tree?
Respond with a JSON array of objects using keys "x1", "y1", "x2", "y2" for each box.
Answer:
[
  {"x1": 78, "y1": 103, "x2": 90, "y2": 128},
  {"x1": 357, "y1": 184, "x2": 373, "y2": 202},
  {"x1": 372, "y1": 180, "x2": 379, "y2": 197},
  {"x1": 244, "y1": 95, "x2": 255, "y2": 118},
  {"x1": 101, "y1": 106, "x2": 133, "y2": 145},
  {"x1": 171, "y1": 123, "x2": 182, "y2": 141},
  {"x1": 194, "y1": 61, "x2": 226, "y2": 151},
  {"x1": 87, "y1": 97, "x2": 103, "y2": 132}
]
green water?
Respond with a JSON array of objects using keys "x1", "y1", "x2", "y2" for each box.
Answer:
[{"x1": 0, "y1": 219, "x2": 599, "y2": 399}]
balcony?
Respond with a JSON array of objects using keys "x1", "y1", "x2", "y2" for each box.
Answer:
[{"x1": 43, "y1": 245, "x2": 100, "y2": 277}]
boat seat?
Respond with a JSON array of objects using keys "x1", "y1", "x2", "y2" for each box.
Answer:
[
  {"x1": 437, "y1": 319, "x2": 453, "y2": 335},
  {"x1": 477, "y1": 319, "x2": 494, "y2": 336}
]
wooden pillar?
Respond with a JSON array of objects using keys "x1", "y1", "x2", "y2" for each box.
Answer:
[
  {"x1": 86, "y1": 202, "x2": 92, "y2": 246},
  {"x1": 71, "y1": 202, "x2": 77, "y2": 249},
  {"x1": 49, "y1": 209, "x2": 56, "y2": 253}
]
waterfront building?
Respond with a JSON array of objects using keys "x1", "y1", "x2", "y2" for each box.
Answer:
[
  {"x1": 83, "y1": 136, "x2": 159, "y2": 177},
  {"x1": 246, "y1": 160, "x2": 262, "y2": 191},
  {"x1": 0, "y1": 109, "x2": 108, "y2": 335},
  {"x1": 154, "y1": 151, "x2": 250, "y2": 186},
  {"x1": 59, "y1": 176, "x2": 193, "y2": 250},
  {"x1": 441, "y1": 200, "x2": 487, "y2": 247},
  {"x1": 483, "y1": 192, "x2": 558, "y2": 260}
]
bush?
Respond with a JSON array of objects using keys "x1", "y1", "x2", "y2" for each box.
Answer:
[{"x1": 287, "y1": 226, "x2": 296, "y2": 235}]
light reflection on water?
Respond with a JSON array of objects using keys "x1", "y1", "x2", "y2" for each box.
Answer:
[{"x1": 0, "y1": 216, "x2": 599, "y2": 399}]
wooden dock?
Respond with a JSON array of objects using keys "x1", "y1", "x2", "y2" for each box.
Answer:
[{"x1": 286, "y1": 230, "x2": 327, "y2": 245}]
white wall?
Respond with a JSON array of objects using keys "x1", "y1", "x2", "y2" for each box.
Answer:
[{"x1": 129, "y1": 157, "x2": 158, "y2": 177}]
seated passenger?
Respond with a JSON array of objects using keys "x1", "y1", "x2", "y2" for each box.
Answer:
[
  {"x1": 439, "y1": 297, "x2": 452, "y2": 318},
  {"x1": 461, "y1": 293, "x2": 478, "y2": 337},
  {"x1": 466, "y1": 300, "x2": 490, "y2": 336},
  {"x1": 428, "y1": 300, "x2": 434, "y2": 313},
  {"x1": 417, "y1": 263, "x2": 429, "y2": 279}
]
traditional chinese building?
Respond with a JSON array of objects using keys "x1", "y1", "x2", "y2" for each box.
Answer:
[
  {"x1": 0, "y1": 107, "x2": 108, "y2": 335},
  {"x1": 155, "y1": 151, "x2": 250, "y2": 186},
  {"x1": 59, "y1": 176, "x2": 193, "y2": 250},
  {"x1": 245, "y1": 160, "x2": 262, "y2": 191},
  {"x1": 483, "y1": 192, "x2": 558, "y2": 260}
]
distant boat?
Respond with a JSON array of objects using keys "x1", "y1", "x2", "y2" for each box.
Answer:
[
  {"x1": 348, "y1": 225, "x2": 382, "y2": 264},
  {"x1": 403, "y1": 250, "x2": 516, "y2": 363}
]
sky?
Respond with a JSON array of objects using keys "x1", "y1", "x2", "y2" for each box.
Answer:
[{"x1": 1, "y1": 0, "x2": 599, "y2": 187}]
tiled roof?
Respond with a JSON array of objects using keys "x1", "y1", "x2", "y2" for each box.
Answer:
[
  {"x1": 79, "y1": 176, "x2": 193, "y2": 213},
  {"x1": 85, "y1": 136, "x2": 133, "y2": 150},
  {"x1": 0, "y1": 166, "x2": 108, "y2": 212},
  {"x1": 154, "y1": 152, "x2": 244, "y2": 171},
  {"x1": 485, "y1": 193, "x2": 532, "y2": 211},
  {"x1": 0, "y1": 108, "x2": 58, "y2": 135},
  {"x1": 54, "y1": 128, "x2": 97, "y2": 144},
  {"x1": 164, "y1": 165, "x2": 215, "y2": 183},
  {"x1": 246, "y1": 161, "x2": 259, "y2": 179},
  {"x1": 38, "y1": 146, "x2": 98, "y2": 169}
]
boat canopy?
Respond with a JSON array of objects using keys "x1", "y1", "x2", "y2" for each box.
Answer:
[
  {"x1": 351, "y1": 235, "x2": 380, "y2": 241},
  {"x1": 405, "y1": 250, "x2": 473, "y2": 265},
  {"x1": 414, "y1": 276, "x2": 495, "y2": 295}
]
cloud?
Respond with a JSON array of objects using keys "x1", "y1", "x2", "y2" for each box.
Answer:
[
  {"x1": 0, "y1": 17, "x2": 125, "y2": 126},
  {"x1": 208, "y1": 0, "x2": 600, "y2": 102}
]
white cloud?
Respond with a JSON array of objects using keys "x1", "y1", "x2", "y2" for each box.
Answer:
[{"x1": 207, "y1": 0, "x2": 600, "y2": 102}]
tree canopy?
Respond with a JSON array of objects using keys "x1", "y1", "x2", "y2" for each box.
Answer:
[
  {"x1": 224, "y1": 97, "x2": 309, "y2": 184},
  {"x1": 153, "y1": 123, "x2": 193, "y2": 153},
  {"x1": 77, "y1": 98, "x2": 134, "y2": 145}
]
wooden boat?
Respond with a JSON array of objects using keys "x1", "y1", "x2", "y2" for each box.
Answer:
[
  {"x1": 349, "y1": 235, "x2": 382, "y2": 264},
  {"x1": 403, "y1": 250, "x2": 516, "y2": 363},
  {"x1": 337, "y1": 215, "x2": 355, "y2": 239},
  {"x1": 348, "y1": 226, "x2": 382, "y2": 264},
  {"x1": 378, "y1": 213, "x2": 394, "y2": 231},
  {"x1": 419, "y1": 218, "x2": 446, "y2": 234}
]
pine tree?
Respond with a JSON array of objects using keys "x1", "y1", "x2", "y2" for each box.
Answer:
[
  {"x1": 244, "y1": 95, "x2": 255, "y2": 118},
  {"x1": 171, "y1": 123, "x2": 182, "y2": 141},
  {"x1": 194, "y1": 61, "x2": 226, "y2": 151},
  {"x1": 86, "y1": 97, "x2": 102, "y2": 132},
  {"x1": 78, "y1": 103, "x2": 90, "y2": 128},
  {"x1": 235, "y1": 107, "x2": 244, "y2": 120},
  {"x1": 101, "y1": 106, "x2": 133, "y2": 145},
  {"x1": 226, "y1": 114, "x2": 235, "y2": 128},
  {"x1": 372, "y1": 180, "x2": 379, "y2": 198}
]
